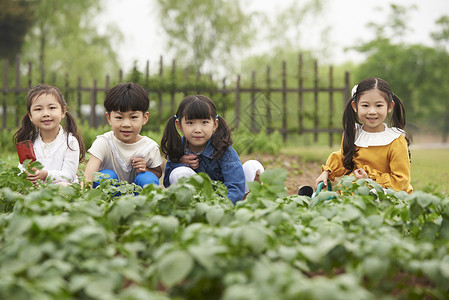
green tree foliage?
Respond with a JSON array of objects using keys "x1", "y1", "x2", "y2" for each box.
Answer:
[
  {"x1": 264, "y1": 0, "x2": 325, "y2": 52},
  {"x1": 0, "y1": 0, "x2": 35, "y2": 61},
  {"x1": 365, "y1": 3, "x2": 416, "y2": 41},
  {"x1": 21, "y1": 0, "x2": 122, "y2": 84},
  {"x1": 353, "y1": 5, "x2": 449, "y2": 141},
  {"x1": 431, "y1": 15, "x2": 449, "y2": 49},
  {"x1": 154, "y1": 0, "x2": 256, "y2": 73}
]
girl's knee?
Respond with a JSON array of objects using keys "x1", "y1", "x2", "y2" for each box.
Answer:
[
  {"x1": 169, "y1": 166, "x2": 196, "y2": 185},
  {"x1": 243, "y1": 160, "x2": 264, "y2": 180},
  {"x1": 134, "y1": 171, "x2": 159, "y2": 188},
  {"x1": 92, "y1": 169, "x2": 118, "y2": 188},
  {"x1": 242, "y1": 160, "x2": 264, "y2": 193}
]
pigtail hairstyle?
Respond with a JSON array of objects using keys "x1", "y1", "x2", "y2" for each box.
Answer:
[
  {"x1": 64, "y1": 111, "x2": 86, "y2": 162},
  {"x1": 13, "y1": 84, "x2": 86, "y2": 162},
  {"x1": 13, "y1": 113, "x2": 38, "y2": 144},
  {"x1": 161, "y1": 95, "x2": 232, "y2": 161},
  {"x1": 390, "y1": 94, "x2": 410, "y2": 144},
  {"x1": 161, "y1": 115, "x2": 184, "y2": 161},
  {"x1": 210, "y1": 115, "x2": 232, "y2": 159},
  {"x1": 13, "y1": 86, "x2": 42, "y2": 144},
  {"x1": 342, "y1": 93, "x2": 361, "y2": 174}
]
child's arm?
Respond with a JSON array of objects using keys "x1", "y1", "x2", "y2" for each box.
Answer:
[
  {"x1": 218, "y1": 148, "x2": 246, "y2": 204},
  {"x1": 84, "y1": 155, "x2": 102, "y2": 184},
  {"x1": 132, "y1": 157, "x2": 162, "y2": 178},
  {"x1": 316, "y1": 149, "x2": 346, "y2": 188},
  {"x1": 148, "y1": 166, "x2": 162, "y2": 178},
  {"x1": 315, "y1": 170, "x2": 329, "y2": 188}
]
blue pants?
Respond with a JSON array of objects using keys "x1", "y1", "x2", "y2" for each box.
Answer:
[{"x1": 92, "y1": 169, "x2": 159, "y2": 188}]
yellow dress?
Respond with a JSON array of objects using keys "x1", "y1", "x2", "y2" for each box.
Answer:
[{"x1": 322, "y1": 124, "x2": 413, "y2": 194}]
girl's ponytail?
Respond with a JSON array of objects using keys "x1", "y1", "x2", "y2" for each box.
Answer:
[
  {"x1": 211, "y1": 116, "x2": 232, "y2": 159},
  {"x1": 65, "y1": 111, "x2": 86, "y2": 162},
  {"x1": 390, "y1": 94, "x2": 411, "y2": 161},
  {"x1": 13, "y1": 114, "x2": 38, "y2": 144},
  {"x1": 390, "y1": 94, "x2": 410, "y2": 143},
  {"x1": 342, "y1": 97, "x2": 360, "y2": 174},
  {"x1": 161, "y1": 116, "x2": 184, "y2": 161}
]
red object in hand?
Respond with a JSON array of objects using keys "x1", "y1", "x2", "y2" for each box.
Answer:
[{"x1": 16, "y1": 140, "x2": 37, "y2": 164}]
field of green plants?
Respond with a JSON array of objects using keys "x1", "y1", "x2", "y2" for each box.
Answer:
[{"x1": 1, "y1": 157, "x2": 449, "y2": 299}]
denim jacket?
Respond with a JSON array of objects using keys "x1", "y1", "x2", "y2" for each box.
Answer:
[{"x1": 163, "y1": 137, "x2": 245, "y2": 204}]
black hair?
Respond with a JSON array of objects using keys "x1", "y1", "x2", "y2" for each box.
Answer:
[
  {"x1": 342, "y1": 77, "x2": 410, "y2": 173},
  {"x1": 104, "y1": 82, "x2": 149, "y2": 113},
  {"x1": 161, "y1": 95, "x2": 232, "y2": 161},
  {"x1": 13, "y1": 84, "x2": 86, "y2": 162}
]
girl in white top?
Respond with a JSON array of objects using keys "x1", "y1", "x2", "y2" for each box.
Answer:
[{"x1": 13, "y1": 84, "x2": 85, "y2": 184}]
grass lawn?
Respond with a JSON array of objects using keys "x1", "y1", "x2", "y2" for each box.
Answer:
[{"x1": 409, "y1": 148, "x2": 449, "y2": 194}]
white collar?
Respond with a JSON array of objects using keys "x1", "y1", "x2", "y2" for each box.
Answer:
[
  {"x1": 37, "y1": 125, "x2": 64, "y2": 146},
  {"x1": 354, "y1": 123, "x2": 405, "y2": 147}
]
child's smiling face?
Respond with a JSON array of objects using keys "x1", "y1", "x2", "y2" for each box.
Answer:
[
  {"x1": 28, "y1": 94, "x2": 66, "y2": 140},
  {"x1": 352, "y1": 89, "x2": 394, "y2": 133},
  {"x1": 176, "y1": 116, "x2": 218, "y2": 153},
  {"x1": 106, "y1": 110, "x2": 149, "y2": 144}
]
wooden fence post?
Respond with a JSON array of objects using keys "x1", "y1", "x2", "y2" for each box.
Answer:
[
  {"x1": 298, "y1": 54, "x2": 303, "y2": 134},
  {"x1": 313, "y1": 60, "x2": 318, "y2": 142},
  {"x1": 77, "y1": 77, "x2": 82, "y2": 119},
  {"x1": 329, "y1": 66, "x2": 334, "y2": 148},
  {"x1": 221, "y1": 77, "x2": 227, "y2": 118},
  {"x1": 266, "y1": 66, "x2": 272, "y2": 134},
  {"x1": 27, "y1": 62, "x2": 32, "y2": 89},
  {"x1": 104, "y1": 74, "x2": 110, "y2": 125},
  {"x1": 235, "y1": 74, "x2": 241, "y2": 129},
  {"x1": 344, "y1": 71, "x2": 350, "y2": 106},
  {"x1": 90, "y1": 79, "x2": 97, "y2": 127},
  {"x1": 158, "y1": 55, "x2": 163, "y2": 128},
  {"x1": 250, "y1": 71, "x2": 256, "y2": 132},
  {"x1": 2, "y1": 60, "x2": 8, "y2": 129},
  {"x1": 171, "y1": 59, "x2": 176, "y2": 113},
  {"x1": 282, "y1": 61, "x2": 287, "y2": 142},
  {"x1": 15, "y1": 55, "x2": 21, "y2": 128}
]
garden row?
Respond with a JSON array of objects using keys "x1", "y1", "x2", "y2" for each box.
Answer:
[{"x1": 0, "y1": 161, "x2": 448, "y2": 299}]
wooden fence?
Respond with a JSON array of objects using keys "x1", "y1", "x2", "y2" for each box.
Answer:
[{"x1": 1, "y1": 54, "x2": 351, "y2": 147}]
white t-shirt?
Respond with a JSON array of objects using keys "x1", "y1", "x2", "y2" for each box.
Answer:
[
  {"x1": 88, "y1": 131, "x2": 162, "y2": 183},
  {"x1": 19, "y1": 126, "x2": 81, "y2": 183}
]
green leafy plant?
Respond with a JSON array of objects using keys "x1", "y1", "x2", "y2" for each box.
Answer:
[{"x1": 1, "y1": 160, "x2": 449, "y2": 299}]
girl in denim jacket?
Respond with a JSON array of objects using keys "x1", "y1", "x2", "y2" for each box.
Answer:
[{"x1": 161, "y1": 95, "x2": 263, "y2": 205}]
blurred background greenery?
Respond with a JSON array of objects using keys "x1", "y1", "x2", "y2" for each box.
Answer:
[
  {"x1": 1, "y1": 0, "x2": 448, "y2": 141},
  {"x1": 1, "y1": 0, "x2": 448, "y2": 195}
]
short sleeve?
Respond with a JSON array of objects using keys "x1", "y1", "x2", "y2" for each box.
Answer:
[
  {"x1": 88, "y1": 136, "x2": 109, "y2": 162},
  {"x1": 145, "y1": 145, "x2": 163, "y2": 169}
]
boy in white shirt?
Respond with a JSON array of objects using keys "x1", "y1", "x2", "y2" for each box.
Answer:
[{"x1": 84, "y1": 82, "x2": 162, "y2": 188}]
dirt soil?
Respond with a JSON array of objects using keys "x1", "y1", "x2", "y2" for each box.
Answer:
[{"x1": 240, "y1": 153, "x2": 322, "y2": 196}]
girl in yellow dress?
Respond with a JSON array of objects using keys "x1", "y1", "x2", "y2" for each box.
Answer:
[{"x1": 315, "y1": 77, "x2": 413, "y2": 194}]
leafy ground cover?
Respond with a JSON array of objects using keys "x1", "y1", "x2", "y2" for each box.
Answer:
[{"x1": 1, "y1": 160, "x2": 449, "y2": 299}]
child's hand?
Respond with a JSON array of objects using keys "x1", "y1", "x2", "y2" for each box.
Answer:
[
  {"x1": 315, "y1": 171, "x2": 329, "y2": 188},
  {"x1": 180, "y1": 154, "x2": 199, "y2": 169},
  {"x1": 132, "y1": 157, "x2": 147, "y2": 174},
  {"x1": 26, "y1": 168, "x2": 48, "y2": 184},
  {"x1": 354, "y1": 168, "x2": 369, "y2": 179}
]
